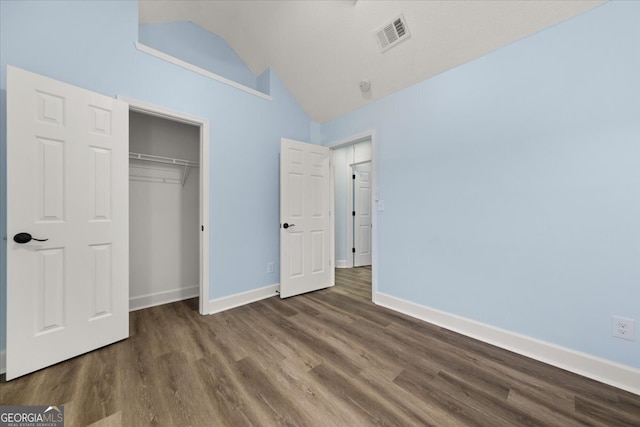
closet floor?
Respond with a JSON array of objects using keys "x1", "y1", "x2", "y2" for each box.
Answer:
[{"x1": 2, "y1": 266, "x2": 639, "y2": 426}]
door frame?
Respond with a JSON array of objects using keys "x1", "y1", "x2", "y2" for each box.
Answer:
[
  {"x1": 328, "y1": 130, "x2": 377, "y2": 301},
  {"x1": 118, "y1": 96, "x2": 210, "y2": 315}
]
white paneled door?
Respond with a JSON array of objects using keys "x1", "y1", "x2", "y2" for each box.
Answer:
[
  {"x1": 280, "y1": 138, "x2": 333, "y2": 298},
  {"x1": 354, "y1": 163, "x2": 372, "y2": 267},
  {"x1": 6, "y1": 66, "x2": 129, "y2": 380}
]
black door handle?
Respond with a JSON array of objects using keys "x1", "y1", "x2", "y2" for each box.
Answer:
[
  {"x1": 13, "y1": 232, "x2": 48, "y2": 244},
  {"x1": 282, "y1": 223, "x2": 295, "y2": 229}
]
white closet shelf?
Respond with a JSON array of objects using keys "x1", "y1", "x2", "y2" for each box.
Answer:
[{"x1": 129, "y1": 152, "x2": 199, "y2": 186}]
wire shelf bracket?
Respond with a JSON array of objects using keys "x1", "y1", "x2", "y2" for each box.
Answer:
[{"x1": 129, "y1": 152, "x2": 199, "y2": 186}]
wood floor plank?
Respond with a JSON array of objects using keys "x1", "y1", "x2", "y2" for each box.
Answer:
[
  {"x1": 575, "y1": 394, "x2": 640, "y2": 427},
  {"x1": 64, "y1": 346, "x2": 121, "y2": 427},
  {"x1": 86, "y1": 411, "x2": 122, "y2": 427},
  {"x1": 241, "y1": 304, "x2": 323, "y2": 374},
  {"x1": 289, "y1": 310, "x2": 404, "y2": 381},
  {"x1": 431, "y1": 370, "x2": 541, "y2": 427},
  {"x1": 248, "y1": 301, "x2": 364, "y2": 377},
  {"x1": 116, "y1": 334, "x2": 176, "y2": 427},
  {"x1": 506, "y1": 388, "x2": 604, "y2": 427},
  {"x1": 393, "y1": 367, "x2": 489, "y2": 426},
  {"x1": 151, "y1": 351, "x2": 217, "y2": 426},
  {"x1": 2, "y1": 266, "x2": 639, "y2": 426},
  {"x1": 234, "y1": 356, "x2": 314, "y2": 426},
  {"x1": 310, "y1": 363, "x2": 415, "y2": 426},
  {"x1": 356, "y1": 367, "x2": 454, "y2": 426},
  {"x1": 195, "y1": 352, "x2": 270, "y2": 427}
]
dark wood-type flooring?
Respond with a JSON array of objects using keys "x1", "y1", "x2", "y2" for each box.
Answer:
[{"x1": 2, "y1": 267, "x2": 640, "y2": 426}]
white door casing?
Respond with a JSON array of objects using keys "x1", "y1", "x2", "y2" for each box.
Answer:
[
  {"x1": 6, "y1": 66, "x2": 129, "y2": 380},
  {"x1": 353, "y1": 163, "x2": 372, "y2": 267},
  {"x1": 280, "y1": 138, "x2": 333, "y2": 298}
]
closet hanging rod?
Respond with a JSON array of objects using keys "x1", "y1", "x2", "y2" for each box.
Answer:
[{"x1": 129, "y1": 152, "x2": 199, "y2": 168}]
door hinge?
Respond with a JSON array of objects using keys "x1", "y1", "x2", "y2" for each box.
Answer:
[
  {"x1": 352, "y1": 248, "x2": 356, "y2": 253},
  {"x1": 352, "y1": 174, "x2": 356, "y2": 179},
  {"x1": 352, "y1": 211, "x2": 356, "y2": 216},
  {"x1": 201, "y1": 225, "x2": 204, "y2": 231}
]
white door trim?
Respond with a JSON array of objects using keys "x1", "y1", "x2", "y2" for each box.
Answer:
[
  {"x1": 328, "y1": 130, "x2": 377, "y2": 302},
  {"x1": 117, "y1": 96, "x2": 211, "y2": 315}
]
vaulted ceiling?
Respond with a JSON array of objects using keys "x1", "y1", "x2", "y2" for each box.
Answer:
[{"x1": 139, "y1": 0, "x2": 604, "y2": 123}]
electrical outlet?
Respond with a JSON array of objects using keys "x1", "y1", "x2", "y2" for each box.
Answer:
[
  {"x1": 612, "y1": 316, "x2": 635, "y2": 341},
  {"x1": 266, "y1": 262, "x2": 274, "y2": 273}
]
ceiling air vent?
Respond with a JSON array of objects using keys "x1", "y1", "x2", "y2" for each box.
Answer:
[{"x1": 374, "y1": 14, "x2": 410, "y2": 53}]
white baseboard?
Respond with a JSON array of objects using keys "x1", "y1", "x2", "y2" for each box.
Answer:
[
  {"x1": 336, "y1": 259, "x2": 349, "y2": 268},
  {"x1": 0, "y1": 350, "x2": 5, "y2": 374},
  {"x1": 204, "y1": 283, "x2": 279, "y2": 315},
  {"x1": 375, "y1": 292, "x2": 640, "y2": 396},
  {"x1": 129, "y1": 285, "x2": 199, "y2": 311}
]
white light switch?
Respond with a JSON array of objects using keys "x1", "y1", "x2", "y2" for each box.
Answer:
[{"x1": 377, "y1": 200, "x2": 385, "y2": 211}]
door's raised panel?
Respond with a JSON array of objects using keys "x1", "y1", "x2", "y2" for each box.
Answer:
[
  {"x1": 310, "y1": 175, "x2": 324, "y2": 218},
  {"x1": 36, "y1": 248, "x2": 65, "y2": 335},
  {"x1": 289, "y1": 232, "x2": 304, "y2": 278},
  {"x1": 359, "y1": 226, "x2": 371, "y2": 254},
  {"x1": 36, "y1": 137, "x2": 65, "y2": 222},
  {"x1": 89, "y1": 105, "x2": 112, "y2": 136},
  {"x1": 311, "y1": 230, "x2": 324, "y2": 273},
  {"x1": 310, "y1": 152, "x2": 324, "y2": 168},
  {"x1": 289, "y1": 147, "x2": 303, "y2": 166},
  {"x1": 360, "y1": 171, "x2": 370, "y2": 184},
  {"x1": 288, "y1": 172, "x2": 304, "y2": 218},
  {"x1": 36, "y1": 91, "x2": 65, "y2": 127},
  {"x1": 89, "y1": 244, "x2": 112, "y2": 319},
  {"x1": 89, "y1": 147, "x2": 112, "y2": 221},
  {"x1": 360, "y1": 188, "x2": 371, "y2": 215}
]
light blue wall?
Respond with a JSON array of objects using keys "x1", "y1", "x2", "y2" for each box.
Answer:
[
  {"x1": 0, "y1": 0, "x2": 312, "y2": 352},
  {"x1": 322, "y1": 1, "x2": 640, "y2": 369},
  {"x1": 257, "y1": 68, "x2": 271, "y2": 96},
  {"x1": 139, "y1": 21, "x2": 258, "y2": 91}
]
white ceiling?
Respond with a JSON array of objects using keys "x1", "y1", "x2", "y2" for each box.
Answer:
[{"x1": 139, "y1": 0, "x2": 604, "y2": 123}]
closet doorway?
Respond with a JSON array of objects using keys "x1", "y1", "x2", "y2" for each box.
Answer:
[{"x1": 123, "y1": 97, "x2": 210, "y2": 315}]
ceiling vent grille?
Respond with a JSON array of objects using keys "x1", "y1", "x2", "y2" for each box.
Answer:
[{"x1": 374, "y1": 14, "x2": 410, "y2": 52}]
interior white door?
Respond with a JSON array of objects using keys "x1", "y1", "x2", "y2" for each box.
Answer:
[
  {"x1": 6, "y1": 66, "x2": 129, "y2": 380},
  {"x1": 280, "y1": 138, "x2": 333, "y2": 298},
  {"x1": 353, "y1": 163, "x2": 372, "y2": 267}
]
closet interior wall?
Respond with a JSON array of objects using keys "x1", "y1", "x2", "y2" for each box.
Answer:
[{"x1": 129, "y1": 111, "x2": 200, "y2": 310}]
